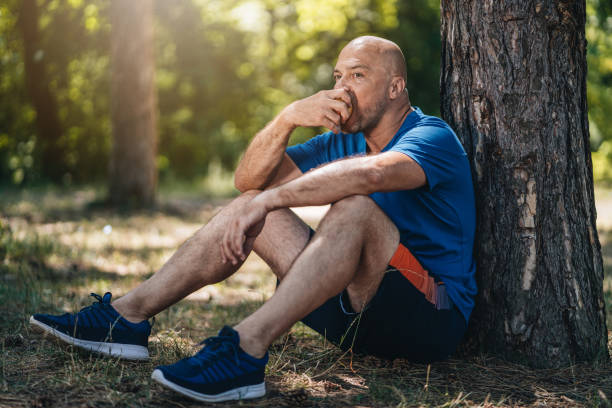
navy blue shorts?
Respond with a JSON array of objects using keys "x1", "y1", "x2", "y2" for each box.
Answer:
[{"x1": 298, "y1": 229, "x2": 467, "y2": 363}]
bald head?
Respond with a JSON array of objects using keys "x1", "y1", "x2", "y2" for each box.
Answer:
[
  {"x1": 333, "y1": 36, "x2": 411, "y2": 134},
  {"x1": 344, "y1": 36, "x2": 407, "y2": 83}
]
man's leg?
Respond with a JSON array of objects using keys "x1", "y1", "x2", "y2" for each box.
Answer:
[
  {"x1": 31, "y1": 190, "x2": 313, "y2": 361},
  {"x1": 234, "y1": 195, "x2": 400, "y2": 358},
  {"x1": 150, "y1": 195, "x2": 401, "y2": 401},
  {"x1": 152, "y1": 195, "x2": 466, "y2": 402},
  {"x1": 112, "y1": 191, "x2": 312, "y2": 322}
]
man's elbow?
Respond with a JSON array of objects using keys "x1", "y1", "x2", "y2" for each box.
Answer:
[
  {"x1": 234, "y1": 173, "x2": 249, "y2": 193},
  {"x1": 235, "y1": 173, "x2": 266, "y2": 193}
]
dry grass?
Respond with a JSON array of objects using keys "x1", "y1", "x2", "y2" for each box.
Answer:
[{"x1": 0, "y1": 184, "x2": 611, "y2": 407}]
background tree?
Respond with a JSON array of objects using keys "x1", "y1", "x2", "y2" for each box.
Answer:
[
  {"x1": 109, "y1": 0, "x2": 157, "y2": 206},
  {"x1": 1, "y1": 0, "x2": 610, "y2": 195},
  {"x1": 440, "y1": 0, "x2": 608, "y2": 367},
  {"x1": 19, "y1": 0, "x2": 65, "y2": 182},
  {"x1": 1, "y1": 0, "x2": 444, "y2": 185}
]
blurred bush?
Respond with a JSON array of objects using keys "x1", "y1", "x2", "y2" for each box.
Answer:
[
  {"x1": 0, "y1": 0, "x2": 610, "y2": 185},
  {"x1": 0, "y1": 0, "x2": 442, "y2": 185}
]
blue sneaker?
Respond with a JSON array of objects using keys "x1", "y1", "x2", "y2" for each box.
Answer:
[
  {"x1": 152, "y1": 326, "x2": 268, "y2": 402},
  {"x1": 30, "y1": 292, "x2": 151, "y2": 360}
]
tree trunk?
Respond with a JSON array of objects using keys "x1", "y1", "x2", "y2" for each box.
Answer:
[
  {"x1": 109, "y1": 0, "x2": 157, "y2": 206},
  {"x1": 19, "y1": 0, "x2": 65, "y2": 182},
  {"x1": 440, "y1": 0, "x2": 608, "y2": 367}
]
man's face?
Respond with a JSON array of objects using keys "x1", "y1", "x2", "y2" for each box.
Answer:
[{"x1": 333, "y1": 44, "x2": 390, "y2": 134}]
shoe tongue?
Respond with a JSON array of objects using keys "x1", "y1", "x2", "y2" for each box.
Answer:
[
  {"x1": 102, "y1": 292, "x2": 112, "y2": 303},
  {"x1": 217, "y1": 325, "x2": 239, "y2": 344}
]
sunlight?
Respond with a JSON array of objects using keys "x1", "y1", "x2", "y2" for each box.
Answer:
[{"x1": 230, "y1": 1, "x2": 268, "y2": 32}]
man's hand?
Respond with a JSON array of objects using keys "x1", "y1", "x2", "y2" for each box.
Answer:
[
  {"x1": 220, "y1": 193, "x2": 271, "y2": 265},
  {"x1": 282, "y1": 88, "x2": 352, "y2": 134}
]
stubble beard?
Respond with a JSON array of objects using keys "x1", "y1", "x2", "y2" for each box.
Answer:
[{"x1": 341, "y1": 94, "x2": 388, "y2": 135}]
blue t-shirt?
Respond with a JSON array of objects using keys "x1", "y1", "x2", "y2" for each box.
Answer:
[{"x1": 286, "y1": 107, "x2": 477, "y2": 321}]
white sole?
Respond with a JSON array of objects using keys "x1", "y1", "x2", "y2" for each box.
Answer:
[
  {"x1": 151, "y1": 369, "x2": 266, "y2": 402},
  {"x1": 29, "y1": 316, "x2": 149, "y2": 360}
]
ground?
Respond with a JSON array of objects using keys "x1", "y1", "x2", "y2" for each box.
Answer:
[{"x1": 0, "y1": 184, "x2": 611, "y2": 408}]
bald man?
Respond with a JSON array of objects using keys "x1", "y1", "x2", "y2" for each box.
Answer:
[{"x1": 31, "y1": 36, "x2": 476, "y2": 403}]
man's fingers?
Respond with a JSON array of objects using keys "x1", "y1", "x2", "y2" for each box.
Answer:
[
  {"x1": 225, "y1": 227, "x2": 240, "y2": 265},
  {"x1": 220, "y1": 243, "x2": 227, "y2": 264},
  {"x1": 330, "y1": 99, "x2": 351, "y2": 122},
  {"x1": 230, "y1": 234, "x2": 239, "y2": 264},
  {"x1": 323, "y1": 116, "x2": 340, "y2": 134},
  {"x1": 328, "y1": 88, "x2": 351, "y2": 106},
  {"x1": 325, "y1": 110, "x2": 341, "y2": 125},
  {"x1": 220, "y1": 236, "x2": 229, "y2": 264},
  {"x1": 230, "y1": 221, "x2": 246, "y2": 262},
  {"x1": 231, "y1": 229, "x2": 242, "y2": 261},
  {"x1": 289, "y1": 88, "x2": 352, "y2": 130},
  {"x1": 222, "y1": 231, "x2": 236, "y2": 265}
]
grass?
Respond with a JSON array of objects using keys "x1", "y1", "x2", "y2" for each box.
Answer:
[{"x1": 1, "y1": 183, "x2": 611, "y2": 407}]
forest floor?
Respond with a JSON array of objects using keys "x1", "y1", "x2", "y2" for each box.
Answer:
[{"x1": 0, "y1": 184, "x2": 611, "y2": 408}]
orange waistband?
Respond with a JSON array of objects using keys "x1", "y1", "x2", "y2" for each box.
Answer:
[{"x1": 388, "y1": 243, "x2": 440, "y2": 307}]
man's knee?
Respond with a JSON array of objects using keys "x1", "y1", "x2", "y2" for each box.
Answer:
[
  {"x1": 329, "y1": 194, "x2": 377, "y2": 215},
  {"x1": 322, "y1": 195, "x2": 381, "y2": 229}
]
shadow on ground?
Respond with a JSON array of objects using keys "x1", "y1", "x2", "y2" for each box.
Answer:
[
  {"x1": 1, "y1": 258, "x2": 610, "y2": 408},
  {"x1": 0, "y1": 188, "x2": 611, "y2": 407}
]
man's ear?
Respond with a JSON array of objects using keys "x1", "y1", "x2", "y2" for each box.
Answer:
[{"x1": 388, "y1": 76, "x2": 405, "y2": 100}]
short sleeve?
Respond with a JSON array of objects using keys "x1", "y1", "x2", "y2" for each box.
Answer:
[
  {"x1": 390, "y1": 125, "x2": 464, "y2": 190},
  {"x1": 286, "y1": 132, "x2": 333, "y2": 173}
]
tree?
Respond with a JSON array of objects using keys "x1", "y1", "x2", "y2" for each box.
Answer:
[
  {"x1": 109, "y1": 0, "x2": 157, "y2": 206},
  {"x1": 19, "y1": 0, "x2": 65, "y2": 182},
  {"x1": 440, "y1": 0, "x2": 608, "y2": 367}
]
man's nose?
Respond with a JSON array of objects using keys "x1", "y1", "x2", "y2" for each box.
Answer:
[
  {"x1": 334, "y1": 81, "x2": 351, "y2": 94},
  {"x1": 334, "y1": 76, "x2": 349, "y2": 90}
]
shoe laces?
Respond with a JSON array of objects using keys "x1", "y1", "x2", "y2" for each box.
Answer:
[
  {"x1": 89, "y1": 292, "x2": 110, "y2": 304},
  {"x1": 195, "y1": 334, "x2": 240, "y2": 367},
  {"x1": 81, "y1": 292, "x2": 111, "y2": 310},
  {"x1": 73, "y1": 292, "x2": 113, "y2": 319},
  {"x1": 78, "y1": 292, "x2": 154, "y2": 329}
]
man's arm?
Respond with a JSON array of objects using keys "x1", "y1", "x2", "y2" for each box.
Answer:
[
  {"x1": 234, "y1": 116, "x2": 300, "y2": 192},
  {"x1": 260, "y1": 151, "x2": 425, "y2": 209},
  {"x1": 220, "y1": 151, "x2": 426, "y2": 263},
  {"x1": 234, "y1": 89, "x2": 352, "y2": 192}
]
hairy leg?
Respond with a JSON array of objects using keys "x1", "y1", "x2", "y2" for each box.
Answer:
[
  {"x1": 113, "y1": 192, "x2": 311, "y2": 322},
  {"x1": 251, "y1": 207, "x2": 312, "y2": 279},
  {"x1": 234, "y1": 195, "x2": 400, "y2": 357}
]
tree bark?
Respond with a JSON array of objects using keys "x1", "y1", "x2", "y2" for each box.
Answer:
[
  {"x1": 440, "y1": 0, "x2": 608, "y2": 367},
  {"x1": 19, "y1": 0, "x2": 65, "y2": 182},
  {"x1": 109, "y1": 0, "x2": 157, "y2": 206}
]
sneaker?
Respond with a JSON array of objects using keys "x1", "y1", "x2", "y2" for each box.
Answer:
[
  {"x1": 30, "y1": 292, "x2": 151, "y2": 360},
  {"x1": 151, "y1": 326, "x2": 268, "y2": 402}
]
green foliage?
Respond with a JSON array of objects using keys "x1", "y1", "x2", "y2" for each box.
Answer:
[
  {"x1": 0, "y1": 0, "x2": 111, "y2": 184},
  {"x1": 0, "y1": 0, "x2": 443, "y2": 184},
  {"x1": 0, "y1": 0, "x2": 38, "y2": 184},
  {"x1": 1, "y1": 0, "x2": 609, "y2": 184},
  {"x1": 382, "y1": 0, "x2": 441, "y2": 116},
  {"x1": 154, "y1": 0, "x2": 433, "y2": 178}
]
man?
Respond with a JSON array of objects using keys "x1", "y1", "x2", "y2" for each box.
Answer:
[{"x1": 30, "y1": 36, "x2": 476, "y2": 403}]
